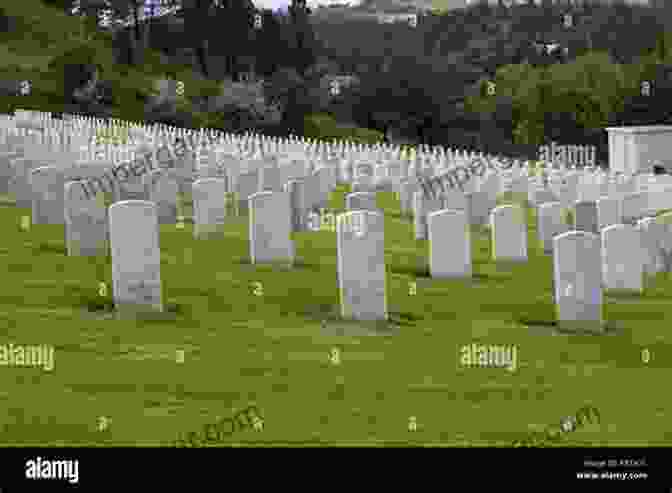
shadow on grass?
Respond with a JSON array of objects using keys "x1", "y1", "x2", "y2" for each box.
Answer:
[
  {"x1": 34, "y1": 240, "x2": 67, "y2": 255},
  {"x1": 388, "y1": 311, "x2": 422, "y2": 327},
  {"x1": 303, "y1": 303, "x2": 419, "y2": 334},
  {"x1": 389, "y1": 263, "x2": 430, "y2": 278},
  {"x1": 471, "y1": 272, "x2": 513, "y2": 283},
  {"x1": 291, "y1": 259, "x2": 324, "y2": 272},
  {"x1": 79, "y1": 287, "x2": 187, "y2": 321},
  {"x1": 470, "y1": 225, "x2": 491, "y2": 235},
  {"x1": 517, "y1": 313, "x2": 626, "y2": 336},
  {"x1": 83, "y1": 297, "x2": 115, "y2": 313},
  {"x1": 387, "y1": 210, "x2": 413, "y2": 221},
  {"x1": 320, "y1": 317, "x2": 402, "y2": 337},
  {"x1": 605, "y1": 286, "x2": 672, "y2": 301},
  {"x1": 604, "y1": 289, "x2": 646, "y2": 299},
  {"x1": 233, "y1": 256, "x2": 321, "y2": 272},
  {"x1": 113, "y1": 302, "x2": 185, "y2": 323}
]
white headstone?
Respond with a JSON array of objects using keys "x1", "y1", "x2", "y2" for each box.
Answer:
[
  {"x1": 109, "y1": 200, "x2": 163, "y2": 313},
  {"x1": 352, "y1": 163, "x2": 375, "y2": 192},
  {"x1": 621, "y1": 192, "x2": 646, "y2": 224},
  {"x1": 346, "y1": 191, "x2": 378, "y2": 212},
  {"x1": 465, "y1": 191, "x2": 492, "y2": 226},
  {"x1": 192, "y1": 178, "x2": 229, "y2": 238},
  {"x1": 553, "y1": 231, "x2": 603, "y2": 332},
  {"x1": 30, "y1": 166, "x2": 66, "y2": 224},
  {"x1": 428, "y1": 209, "x2": 472, "y2": 278},
  {"x1": 490, "y1": 204, "x2": 528, "y2": 262},
  {"x1": 285, "y1": 178, "x2": 310, "y2": 232},
  {"x1": 653, "y1": 212, "x2": 672, "y2": 272},
  {"x1": 510, "y1": 174, "x2": 529, "y2": 198},
  {"x1": 636, "y1": 217, "x2": 664, "y2": 276},
  {"x1": 144, "y1": 169, "x2": 179, "y2": 224},
  {"x1": 443, "y1": 189, "x2": 467, "y2": 211},
  {"x1": 278, "y1": 159, "x2": 306, "y2": 186},
  {"x1": 236, "y1": 169, "x2": 260, "y2": 213},
  {"x1": 537, "y1": 202, "x2": 568, "y2": 254},
  {"x1": 337, "y1": 211, "x2": 387, "y2": 321},
  {"x1": 597, "y1": 196, "x2": 621, "y2": 231},
  {"x1": 9, "y1": 157, "x2": 37, "y2": 208},
  {"x1": 529, "y1": 188, "x2": 557, "y2": 206},
  {"x1": 601, "y1": 224, "x2": 644, "y2": 292},
  {"x1": 249, "y1": 191, "x2": 295, "y2": 265},
  {"x1": 574, "y1": 200, "x2": 599, "y2": 233},
  {"x1": 259, "y1": 164, "x2": 282, "y2": 192},
  {"x1": 479, "y1": 172, "x2": 500, "y2": 202},
  {"x1": 313, "y1": 166, "x2": 337, "y2": 209},
  {"x1": 398, "y1": 180, "x2": 417, "y2": 213},
  {"x1": 64, "y1": 180, "x2": 108, "y2": 256},
  {"x1": 118, "y1": 164, "x2": 150, "y2": 202},
  {"x1": 0, "y1": 152, "x2": 20, "y2": 194},
  {"x1": 556, "y1": 183, "x2": 578, "y2": 211},
  {"x1": 414, "y1": 191, "x2": 442, "y2": 240}
]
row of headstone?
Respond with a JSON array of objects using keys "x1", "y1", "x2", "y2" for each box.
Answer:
[
  {"x1": 5, "y1": 111, "x2": 662, "y2": 224},
  {"x1": 4, "y1": 110, "x2": 672, "y2": 331}
]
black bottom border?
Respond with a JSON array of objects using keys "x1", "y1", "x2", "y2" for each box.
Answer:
[{"x1": 0, "y1": 446, "x2": 664, "y2": 489}]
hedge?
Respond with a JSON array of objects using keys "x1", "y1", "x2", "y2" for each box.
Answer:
[{"x1": 304, "y1": 113, "x2": 384, "y2": 145}]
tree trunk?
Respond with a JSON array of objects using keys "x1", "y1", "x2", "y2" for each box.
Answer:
[
  {"x1": 123, "y1": 29, "x2": 134, "y2": 65},
  {"x1": 130, "y1": 4, "x2": 144, "y2": 66},
  {"x1": 196, "y1": 38, "x2": 210, "y2": 78}
]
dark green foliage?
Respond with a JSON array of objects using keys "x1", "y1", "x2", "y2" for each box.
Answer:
[
  {"x1": 48, "y1": 44, "x2": 100, "y2": 103},
  {"x1": 304, "y1": 113, "x2": 383, "y2": 145},
  {"x1": 9, "y1": 0, "x2": 672, "y2": 152}
]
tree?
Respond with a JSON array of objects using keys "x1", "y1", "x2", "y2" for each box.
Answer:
[
  {"x1": 48, "y1": 43, "x2": 100, "y2": 103},
  {"x1": 72, "y1": 0, "x2": 168, "y2": 66},
  {"x1": 112, "y1": 0, "x2": 148, "y2": 66},
  {"x1": 288, "y1": 0, "x2": 317, "y2": 75},
  {"x1": 255, "y1": 10, "x2": 285, "y2": 77},
  {"x1": 189, "y1": 0, "x2": 256, "y2": 81},
  {"x1": 40, "y1": 0, "x2": 77, "y2": 11},
  {"x1": 263, "y1": 67, "x2": 316, "y2": 134}
]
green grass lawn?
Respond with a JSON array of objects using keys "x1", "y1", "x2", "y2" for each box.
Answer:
[{"x1": 0, "y1": 187, "x2": 669, "y2": 447}]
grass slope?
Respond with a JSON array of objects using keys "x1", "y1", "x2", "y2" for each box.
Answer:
[{"x1": 0, "y1": 188, "x2": 669, "y2": 446}]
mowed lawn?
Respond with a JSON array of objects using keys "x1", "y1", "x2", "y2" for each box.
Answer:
[{"x1": 0, "y1": 186, "x2": 670, "y2": 447}]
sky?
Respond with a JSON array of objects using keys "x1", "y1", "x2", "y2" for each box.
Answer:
[
  {"x1": 251, "y1": 0, "x2": 363, "y2": 11},
  {"x1": 103, "y1": 0, "x2": 368, "y2": 28},
  {"x1": 139, "y1": 0, "x2": 365, "y2": 16}
]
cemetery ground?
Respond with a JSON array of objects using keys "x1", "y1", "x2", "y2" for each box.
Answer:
[{"x1": 0, "y1": 187, "x2": 669, "y2": 447}]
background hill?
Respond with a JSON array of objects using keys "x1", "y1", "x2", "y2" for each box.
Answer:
[{"x1": 3, "y1": 0, "x2": 672, "y2": 159}]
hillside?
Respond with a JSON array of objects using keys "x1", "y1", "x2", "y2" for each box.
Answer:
[{"x1": 3, "y1": 0, "x2": 672, "y2": 157}]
